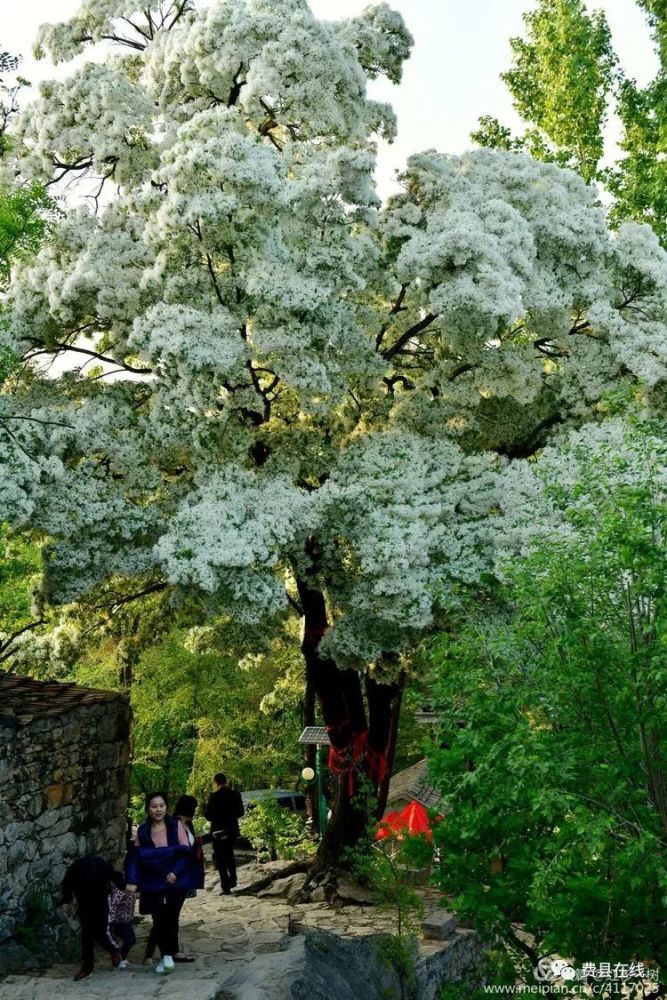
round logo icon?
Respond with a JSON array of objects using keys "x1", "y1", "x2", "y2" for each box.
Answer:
[{"x1": 535, "y1": 958, "x2": 576, "y2": 982}]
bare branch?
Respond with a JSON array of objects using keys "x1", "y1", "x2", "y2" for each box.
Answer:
[
  {"x1": 533, "y1": 338, "x2": 567, "y2": 358},
  {"x1": 0, "y1": 619, "x2": 46, "y2": 661},
  {"x1": 205, "y1": 253, "x2": 226, "y2": 307},
  {"x1": 0, "y1": 415, "x2": 74, "y2": 429},
  {"x1": 167, "y1": 1, "x2": 192, "y2": 30},
  {"x1": 118, "y1": 15, "x2": 152, "y2": 41},
  {"x1": 228, "y1": 63, "x2": 246, "y2": 107},
  {"x1": 448, "y1": 363, "x2": 476, "y2": 381},
  {"x1": 38, "y1": 343, "x2": 152, "y2": 376},
  {"x1": 92, "y1": 581, "x2": 168, "y2": 613},
  {"x1": 74, "y1": 32, "x2": 147, "y2": 52},
  {"x1": 375, "y1": 284, "x2": 407, "y2": 349},
  {"x1": 381, "y1": 312, "x2": 438, "y2": 360},
  {"x1": 383, "y1": 374, "x2": 414, "y2": 395},
  {"x1": 0, "y1": 422, "x2": 38, "y2": 463}
]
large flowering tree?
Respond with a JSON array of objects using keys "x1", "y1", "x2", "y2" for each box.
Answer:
[{"x1": 3, "y1": 0, "x2": 667, "y2": 863}]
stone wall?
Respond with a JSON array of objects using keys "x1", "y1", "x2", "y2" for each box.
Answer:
[
  {"x1": 282, "y1": 927, "x2": 484, "y2": 1000},
  {"x1": 0, "y1": 684, "x2": 131, "y2": 964}
]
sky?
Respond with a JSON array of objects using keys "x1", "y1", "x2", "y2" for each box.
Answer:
[{"x1": 4, "y1": 0, "x2": 660, "y2": 197}]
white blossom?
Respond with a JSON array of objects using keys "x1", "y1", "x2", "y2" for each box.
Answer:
[
  {"x1": 154, "y1": 467, "x2": 313, "y2": 621},
  {"x1": 14, "y1": 62, "x2": 156, "y2": 187},
  {"x1": 4, "y1": 0, "x2": 667, "y2": 663}
]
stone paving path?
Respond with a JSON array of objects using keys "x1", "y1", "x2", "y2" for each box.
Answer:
[{"x1": 2, "y1": 862, "x2": 398, "y2": 1000}]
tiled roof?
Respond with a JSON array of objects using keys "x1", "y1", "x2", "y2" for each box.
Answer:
[
  {"x1": 386, "y1": 758, "x2": 443, "y2": 811},
  {"x1": 0, "y1": 670, "x2": 124, "y2": 729}
]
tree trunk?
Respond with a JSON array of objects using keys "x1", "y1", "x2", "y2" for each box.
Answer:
[
  {"x1": 117, "y1": 613, "x2": 141, "y2": 691},
  {"x1": 295, "y1": 568, "x2": 400, "y2": 870},
  {"x1": 375, "y1": 669, "x2": 405, "y2": 820},
  {"x1": 302, "y1": 660, "x2": 317, "y2": 829},
  {"x1": 314, "y1": 765, "x2": 374, "y2": 870}
]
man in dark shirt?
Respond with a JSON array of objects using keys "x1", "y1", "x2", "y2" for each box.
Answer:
[{"x1": 204, "y1": 772, "x2": 244, "y2": 894}]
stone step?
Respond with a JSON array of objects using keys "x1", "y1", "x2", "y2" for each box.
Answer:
[{"x1": 421, "y1": 909, "x2": 457, "y2": 941}]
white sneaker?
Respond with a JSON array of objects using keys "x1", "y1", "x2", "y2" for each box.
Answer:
[
  {"x1": 118, "y1": 960, "x2": 129, "y2": 969},
  {"x1": 163, "y1": 955, "x2": 175, "y2": 973},
  {"x1": 154, "y1": 959, "x2": 166, "y2": 974}
]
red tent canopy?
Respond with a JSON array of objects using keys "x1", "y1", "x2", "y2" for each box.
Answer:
[{"x1": 375, "y1": 800, "x2": 437, "y2": 841}]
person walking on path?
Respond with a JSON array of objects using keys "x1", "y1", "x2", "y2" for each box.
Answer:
[
  {"x1": 204, "y1": 773, "x2": 244, "y2": 895},
  {"x1": 58, "y1": 856, "x2": 124, "y2": 981},
  {"x1": 125, "y1": 792, "x2": 198, "y2": 975},
  {"x1": 174, "y1": 794, "x2": 209, "y2": 896},
  {"x1": 143, "y1": 794, "x2": 207, "y2": 965}
]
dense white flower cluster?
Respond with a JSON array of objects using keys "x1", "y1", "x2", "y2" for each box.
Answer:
[
  {"x1": 492, "y1": 417, "x2": 667, "y2": 573},
  {"x1": 590, "y1": 223, "x2": 667, "y2": 386},
  {"x1": 155, "y1": 467, "x2": 313, "y2": 620},
  {"x1": 379, "y1": 150, "x2": 667, "y2": 452},
  {"x1": 15, "y1": 62, "x2": 156, "y2": 187},
  {"x1": 33, "y1": 0, "x2": 184, "y2": 64},
  {"x1": 6, "y1": 621, "x2": 82, "y2": 674},
  {"x1": 145, "y1": 0, "x2": 405, "y2": 143},
  {"x1": 4, "y1": 0, "x2": 667, "y2": 663},
  {"x1": 0, "y1": 427, "x2": 56, "y2": 525},
  {"x1": 129, "y1": 303, "x2": 246, "y2": 400},
  {"x1": 341, "y1": 3, "x2": 413, "y2": 85},
  {"x1": 387, "y1": 151, "x2": 607, "y2": 345},
  {"x1": 7, "y1": 206, "x2": 152, "y2": 356},
  {"x1": 315, "y1": 431, "x2": 497, "y2": 662}
]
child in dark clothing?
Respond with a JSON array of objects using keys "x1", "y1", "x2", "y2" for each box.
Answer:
[{"x1": 58, "y1": 856, "x2": 125, "y2": 981}]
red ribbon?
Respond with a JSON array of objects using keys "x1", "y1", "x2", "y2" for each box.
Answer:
[
  {"x1": 325, "y1": 728, "x2": 389, "y2": 796},
  {"x1": 327, "y1": 727, "x2": 365, "y2": 796}
]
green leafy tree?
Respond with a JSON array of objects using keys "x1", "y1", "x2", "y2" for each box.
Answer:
[
  {"x1": 143, "y1": 629, "x2": 305, "y2": 800},
  {"x1": 239, "y1": 797, "x2": 313, "y2": 861},
  {"x1": 0, "y1": 186, "x2": 50, "y2": 285},
  {"x1": 472, "y1": 0, "x2": 616, "y2": 182},
  {"x1": 427, "y1": 426, "x2": 667, "y2": 977},
  {"x1": 605, "y1": 0, "x2": 667, "y2": 239},
  {"x1": 70, "y1": 617, "x2": 306, "y2": 802},
  {"x1": 346, "y1": 823, "x2": 433, "y2": 996},
  {"x1": 475, "y1": 0, "x2": 667, "y2": 241},
  {"x1": 606, "y1": 52, "x2": 667, "y2": 239},
  {"x1": 0, "y1": 48, "x2": 48, "y2": 277},
  {"x1": 0, "y1": 525, "x2": 42, "y2": 665}
]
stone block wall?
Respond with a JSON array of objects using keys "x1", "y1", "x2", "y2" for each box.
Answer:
[
  {"x1": 0, "y1": 690, "x2": 131, "y2": 952},
  {"x1": 287, "y1": 926, "x2": 486, "y2": 1000}
]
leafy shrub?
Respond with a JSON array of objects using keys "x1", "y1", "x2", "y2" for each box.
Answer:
[
  {"x1": 349, "y1": 833, "x2": 431, "y2": 998},
  {"x1": 239, "y1": 797, "x2": 314, "y2": 861},
  {"x1": 14, "y1": 888, "x2": 51, "y2": 953},
  {"x1": 428, "y1": 437, "x2": 667, "y2": 978}
]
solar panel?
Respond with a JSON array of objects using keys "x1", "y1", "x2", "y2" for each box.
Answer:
[{"x1": 298, "y1": 726, "x2": 331, "y2": 746}]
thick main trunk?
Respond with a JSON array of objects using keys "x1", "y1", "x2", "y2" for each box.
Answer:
[
  {"x1": 116, "y1": 613, "x2": 141, "y2": 691},
  {"x1": 314, "y1": 767, "x2": 373, "y2": 871},
  {"x1": 295, "y1": 573, "x2": 400, "y2": 869},
  {"x1": 302, "y1": 659, "x2": 317, "y2": 828},
  {"x1": 375, "y1": 669, "x2": 405, "y2": 820}
]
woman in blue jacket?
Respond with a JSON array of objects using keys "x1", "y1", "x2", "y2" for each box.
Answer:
[{"x1": 125, "y1": 792, "x2": 197, "y2": 975}]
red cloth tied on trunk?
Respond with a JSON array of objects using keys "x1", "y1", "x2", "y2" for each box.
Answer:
[
  {"x1": 326, "y1": 725, "x2": 390, "y2": 796},
  {"x1": 365, "y1": 741, "x2": 389, "y2": 784},
  {"x1": 327, "y1": 727, "x2": 367, "y2": 796}
]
